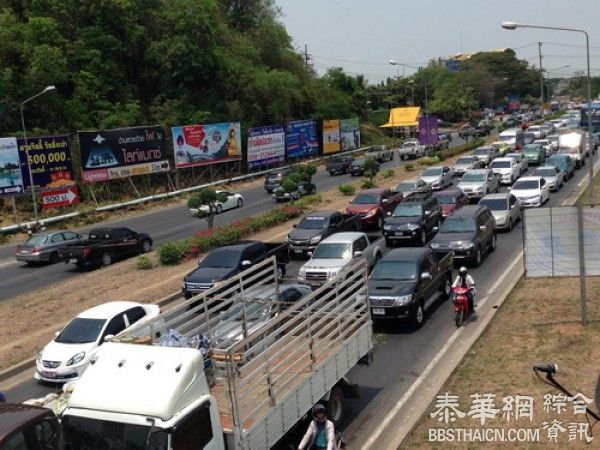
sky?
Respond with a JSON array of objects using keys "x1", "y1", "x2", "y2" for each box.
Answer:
[{"x1": 275, "y1": 0, "x2": 600, "y2": 84}]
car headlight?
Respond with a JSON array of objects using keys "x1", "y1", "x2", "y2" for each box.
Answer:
[
  {"x1": 452, "y1": 241, "x2": 474, "y2": 249},
  {"x1": 393, "y1": 294, "x2": 413, "y2": 306},
  {"x1": 182, "y1": 280, "x2": 187, "y2": 289},
  {"x1": 474, "y1": 186, "x2": 484, "y2": 192},
  {"x1": 430, "y1": 242, "x2": 441, "y2": 249},
  {"x1": 383, "y1": 224, "x2": 392, "y2": 231},
  {"x1": 329, "y1": 269, "x2": 339, "y2": 278},
  {"x1": 310, "y1": 235, "x2": 322, "y2": 244},
  {"x1": 67, "y1": 352, "x2": 86, "y2": 366},
  {"x1": 365, "y1": 209, "x2": 377, "y2": 218}
]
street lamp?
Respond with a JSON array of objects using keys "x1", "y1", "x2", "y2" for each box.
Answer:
[
  {"x1": 19, "y1": 85, "x2": 56, "y2": 225},
  {"x1": 501, "y1": 21, "x2": 594, "y2": 204}
]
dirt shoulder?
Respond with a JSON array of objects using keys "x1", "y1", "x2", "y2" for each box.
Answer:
[{"x1": 404, "y1": 276, "x2": 600, "y2": 449}]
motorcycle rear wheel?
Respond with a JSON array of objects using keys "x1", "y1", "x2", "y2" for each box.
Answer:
[{"x1": 455, "y1": 309, "x2": 464, "y2": 327}]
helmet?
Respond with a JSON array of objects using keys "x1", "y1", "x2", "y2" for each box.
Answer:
[
  {"x1": 312, "y1": 403, "x2": 326, "y2": 416},
  {"x1": 0, "y1": 392, "x2": 6, "y2": 403},
  {"x1": 459, "y1": 266, "x2": 468, "y2": 275}
]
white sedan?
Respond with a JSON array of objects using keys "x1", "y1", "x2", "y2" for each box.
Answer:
[
  {"x1": 509, "y1": 176, "x2": 550, "y2": 208},
  {"x1": 35, "y1": 301, "x2": 160, "y2": 383},
  {"x1": 190, "y1": 190, "x2": 244, "y2": 215}
]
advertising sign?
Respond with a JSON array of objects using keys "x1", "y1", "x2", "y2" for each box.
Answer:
[
  {"x1": 322, "y1": 120, "x2": 341, "y2": 154},
  {"x1": 172, "y1": 122, "x2": 241, "y2": 168},
  {"x1": 17, "y1": 134, "x2": 75, "y2": 191},
  {"x1": 0, "y1": 137, "x2": 24, "y2": 197},
  {"x1": 78, "y1": 126, "x2": 169, "y2": 183},
  {"x1": 247, "y1": 125, "x2": 285, "y2": 169},
  {"x1": 418, "y1": 116, "x2": 439, "y2": 146},
  {"x1": 42, "y1": 186, "x2": 80, "y2": 210},
  {"x1": 340, "y1": 118, "x2": 360, "y2": 151},
  {"x1": 285, "y1": 120, "x2": 319, "y2": 160}
]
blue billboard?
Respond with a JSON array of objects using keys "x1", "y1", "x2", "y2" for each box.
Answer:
[{"x1": 285, "y1": 120, "x2": 319, "y2": 160}]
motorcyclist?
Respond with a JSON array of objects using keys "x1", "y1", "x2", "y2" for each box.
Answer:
[
  {"x1": 452, "y1": 266, "x2": 476, "y2": 313},
  {"x1": 298, "y1": 403, "x2": 336, "y2": 450}
]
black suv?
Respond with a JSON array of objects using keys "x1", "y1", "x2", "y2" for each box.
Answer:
[
  {"x1": 429, "y1": 205, "x2": 496, "y2": 267},
  {"x1": 382, "y1": 193, "x2": 442, "y2": 247},
  {"x1": 264, "y1": 168, "x2": 292, "y2": 193},
  {"x1": 326, "y1": 155, "x2": 354, "y2": 175}
]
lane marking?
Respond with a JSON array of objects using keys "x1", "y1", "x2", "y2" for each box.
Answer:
[{"x1": 362, "y1": 252, "x2": 523, "y2": 449}]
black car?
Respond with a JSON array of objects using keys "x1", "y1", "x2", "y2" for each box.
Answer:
[
  {"x1": 350, "y1": 158, "x2": 380, "y2": 176},
  {"x1": 429, "y1": 205, "x2": 496, "y2": 267},
  {"x1": 326, "y1": 155, "x2": 354, "y2": 175},
  {"x1": 383, "y1": 193, "x2": 441, "y2": 247},
  {"x1": 264, "y1": 168, "x2": 292, "y2": 193}
]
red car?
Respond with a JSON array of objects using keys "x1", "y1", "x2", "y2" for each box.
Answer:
[
  {"x1": 433, "y1": 188, "x2": 469, "y2": 219},
  {"x1": 346, "y1": 188, "x2": 402, "y2": 229}
]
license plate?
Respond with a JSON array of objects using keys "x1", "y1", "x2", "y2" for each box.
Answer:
[
  {"x1": 69, "y1": 258, "x2": 78, "y2": 263},
  {"x1": 42, "y1": 371, "x2": 56, "y2": 379},
  {"x1": 294, "y1": 249, "x2": 303, "y2": 254},
  {"x1": 372, "y1": 308, "x2": 386, "y2": 315}
]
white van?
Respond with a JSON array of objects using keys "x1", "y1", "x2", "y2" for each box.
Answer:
[{"x1": 498, "y1": 128, "x2": 524, "y2": 151}]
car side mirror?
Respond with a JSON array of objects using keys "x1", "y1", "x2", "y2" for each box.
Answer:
[
  {"x1": 386, "y1": 211, "x2": 392, "y2": 216},
  {"x1": 479, "y1": 225, "x2": 487, "y2": 231},
  {"x1": 293, "y1": 224, "x2": 297, "y2": 228},
  {"x1": 353, "y1": 251, "x2": 363, "y2": 258},
  {"x1": 424, "y1": 210, "x2": 431, "y2": 216},
  {"x1": 382, "y1": 198, "x2": 389, "y2": 204},
  {"x1": 104, "y1": 334, "x2": 114, "y2": 343},
  {"x1": 433, "y1": 226, "x2": 439, "y2": 232},
  {"x1": 54, "y1": 331, "x2": 60, "y2": 338},
  {"x1": 421, "y1": 272, "x2": 432, "y2": 280},
  {"x1": 307, "y1": 251, "x2": 313, "y2": 257},
  {"x1": 241, "y1": 260, "x2": 252, "y2": 268}
]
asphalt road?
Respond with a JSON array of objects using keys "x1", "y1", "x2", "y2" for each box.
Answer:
[
  {"x1": 0, "y1": 135, "x2": 467, "y2": 302},
  {"x1": 5, "y1": 143, "x2": 597, "y2": 450}
]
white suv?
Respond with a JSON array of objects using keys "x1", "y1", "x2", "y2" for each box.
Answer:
[{"x1": 490, "y1": 157, "x2": 520, "y2": 185}]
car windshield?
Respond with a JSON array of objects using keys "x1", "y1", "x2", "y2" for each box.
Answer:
[
  {"x1": 61, "y1": 416, "x2": 169, "y2": 450},
  {"x1": 499, "y1": 135, "x2": 515, "y2": 142},
  {"x1": 55, "y1": 318, "x2": 106, "y2": 344},
  {"x1": 506, "y1": 154, "x2": 521, "y2": 161},
  {"x1": 312, "y1": 243, "x2": 351, "y2": 259},
  {"x1": 523, "y1": 145, "x2": 540, "y2": 152},
  {"x1": 461, "y1": 172, "x2": 486, "y2": 182},
  {"x1": 547, "y1": 157, "x2": 564, "y2": 166},
  {"x1": 474, "y1": 148, "x2": 490, "y2": 155},
  {"x1": 479, "y1": 198, "x2": 508, "y2": 211},
  {"x1": 24, "y1": 234, "x2": 48, "y2": 245},
  {"x1": 371, "y1": 260, "x2": 417, "y2": 281},
  {"x1": 456, "y1": 157, "x2": 475, "y2": 165},
  {"x1": 351, "y1": 193, "x2": 379, "y2": 204},
  {"x1": 353, "y1": 159, "x2": 365, "y2": 166},
  {"x1": 491, "y1": 160, "x2": 511, "y2": 169},
  {"x1": 535, "y1": 168, "x2": 557, "y2": 177},
  {"x1": 200, "y1": 249, "x2": 241, "y2": 268},
  {"x1": 435, "y1": 195, "x2": 457, "y2": 204},
  {"x1": 422, "y1": 167, "x2": 442, "y2": 176},
  {"x1": 396, "y1": 182, "x2": 416, "y2": 192},
  {"x1": 513, "y1": 180, "x2": 540, "y2": 190},
  {"x1": 440, "y1": 217, "x2": 476, "y2": 233},
  {"x1": 297, "y1": 216, "x2": 327, "y2": 229},
  {"x1": 392, "y1": 203, "x2": 423, "y2": 217},
  {"x1": 267, "y1": 173, "x2": 282, "y2": 180}
]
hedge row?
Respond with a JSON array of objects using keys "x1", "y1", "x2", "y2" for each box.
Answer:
[{"x1": 158, "y1": 194, "x2": 322, "y2": 265}]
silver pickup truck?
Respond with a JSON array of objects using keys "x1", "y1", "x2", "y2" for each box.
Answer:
[
  {"x1": 398, "y1": 139, "x2": 427, "y2": 160},
  {"x1": 298, "y1": 232, "x2": 384, "y2": 287}
]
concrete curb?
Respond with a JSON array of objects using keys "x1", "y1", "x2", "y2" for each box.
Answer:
[{"x1": 0, "y1": 290, "x2": 183, "y2": 385}]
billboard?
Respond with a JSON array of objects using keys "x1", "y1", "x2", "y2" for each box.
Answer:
[
  {"x1": 418, "y1": 115, "x2": 439, "y2": 146},
  {"x1": 79, "y1": 126, "x2": 169, "y2": 183},
  {"x1": 247, "y1": 125, "x2": 285, "y2": 169},
  {"x1": 340, "y1": 118, "x2": 360, "y2": 151},
  {"x1": 322, "y1": 119, "x2": 341, "y2": 154},
  {"x1": 285, "y1": 120, "x2": 319, "y2": 160},
  {"x1": 0, "y1": 137, "x2": 24, "y2": 197},
  {"x1": 172, "y1": 122, "x2": 241, "y2": 168},
  {"x1": 17, "y1": 135, "x2": 75, "y2": 191}
]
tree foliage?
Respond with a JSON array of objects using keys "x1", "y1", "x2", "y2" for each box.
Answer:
[{"x1": 188, "y1": 188, "x2": 228, "y2": 229}]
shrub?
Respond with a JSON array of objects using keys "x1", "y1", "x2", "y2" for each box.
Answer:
[
  {"x1": 361, "y1": 179, "x2": 376, "y2": 189},
  {"x1": 158, "y1": 240, "x2": 191, "y2": 265},
  {"x1": 404, "y1": 163, "x2": 415, "y2": 172},
  {"x1": 338, "y1": 184, "x2": 356, "y2": 196},
  {"x1": 294, "y1": 194, "x2": 322, "y2": 209},
  {"x1": 419, "y1": 156, "x2": 440, "y2": 167},
  {"x1": 382, "y1": 168, "x2": 395, "y2": 178},
  {"x1": 137, "y1": 255, "x2": 155, "y2": 270}
]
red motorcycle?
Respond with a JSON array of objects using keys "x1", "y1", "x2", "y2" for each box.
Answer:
[{"x1": 452, "y1": 286, "x2": 473, "y2": 327}]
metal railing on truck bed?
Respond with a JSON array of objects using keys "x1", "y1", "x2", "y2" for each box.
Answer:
[{"x1": 115, "y1": 257, "x2": 373, "y2": 450}]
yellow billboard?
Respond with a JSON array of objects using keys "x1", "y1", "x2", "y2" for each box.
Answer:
[{"x1": 322, "y1": 119, "x2": 341, "y2": 154}]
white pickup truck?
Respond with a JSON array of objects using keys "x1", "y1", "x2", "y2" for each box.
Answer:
[
  {"x1": 57, "y1": 257, "x2": 373, "y2": 450},
  {"x1": 298, "y1": 232, "x2": 383, "y2": 287},
  {"x1": 398, "y1": 139, "x2": 427, "y2": 160}
]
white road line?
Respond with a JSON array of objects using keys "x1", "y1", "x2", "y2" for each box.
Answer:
[
  {"x1": 362, "y1": 252, "x2": 523, "y2": 449},
  {"x1": 577, "y1": 158, "x2": 600, "y2": 188}
]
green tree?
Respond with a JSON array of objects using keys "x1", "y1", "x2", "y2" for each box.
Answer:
[
  {"x1": 188, "y1": 188, "x2": 228, "y2": 229},
  {"x1": 363, "y1": 157, "x2": 378, "y2": 186}
]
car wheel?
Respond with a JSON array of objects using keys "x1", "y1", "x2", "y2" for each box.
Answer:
[
  {"x1": 490, "y1": 234, "x2": 497, "y2": 252},
  {"x1": 326, "y1": 387, "x2": 345, "y2": 426},
  {"x1": 237, "y1": 198, "x2": 244, "y2": 208},
  {"x1": 385, "y1": 237, "x2": 394, "y2": 248},
  {"x1": 141, "y1": 239, "x2": 152, "y2": 253},
  {"x1": 101, "y1": 252, "x2": 112, "y2": 267},
  {"x1": 420, "y1": 229, "x2": 427, "y2": 246},
  {"x1": 48, "y1": 252, "x2": 59, "y2": 264},
  {"x1": 507, "y1": 218, "x2": 513, "y2": 231},
  {"x1": 472, "y1": 246, "x2": 482, "y2": 267},
  {"x1": 411, "y1": 300, "x2": 426, "y2": 328},
  {"x1": 442, "y1": 273, "x2": 452, "y2": 299},
  {"x1": 376, "y1": 215, "x2": 383, "y2": 230},
  {"x1": 276, "y1": 266, "x2": 283, "y2": 282},
  {"x1": 216, "y1": 204, "x2": 223, "y2": 214}
]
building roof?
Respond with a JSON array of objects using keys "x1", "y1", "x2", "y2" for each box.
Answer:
[{"x1": 380, "y1": 107, "x2": 421, "y2": 128}]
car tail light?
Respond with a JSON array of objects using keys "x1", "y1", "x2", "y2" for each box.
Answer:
[
  {"x1": 16, "y1": 246, "x2": 21, "y2": 253},
  {"x1": 83, "y1": 248, "x2": 91, "y2": 258},
  {"x1": 515, "y1": 144, "x2": 521, "y2": 151},
  {"x1": 31, "y1": 246, "x2": 41, "y2": 254}
]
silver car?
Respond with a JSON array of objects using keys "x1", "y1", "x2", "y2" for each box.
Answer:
[
  {"x1": 419, "y1": 166, "x2": 453, "y2": 191},
  {"x1": 472, "y1": 146, "x2": 499, "y2": 165},
  {"x1": 457, "y1": 168, "x2": 500, "y2": 200},
  {"x1": 534, "y1": 165, "x2": 565, "y2": 192},
  {"x1": 505, "y1": 152, "x2": 528, "y2": 175},
  {"x1": 479, "y1": 193, "x2": 521, "y2": 231},
  {"x1": 15, "y1": 230, "x2": 84, "y2": 265},
  {"x1": 452, "y1": 155, "x2": 485, "y2": 177},
  {"x1": 394, "y1": 178, "x2": 432, "y2": 197}
]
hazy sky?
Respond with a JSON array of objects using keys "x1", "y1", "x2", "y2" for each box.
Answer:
[{"x1": 275, "y1": 0, "x2": 600, "y2": 84}]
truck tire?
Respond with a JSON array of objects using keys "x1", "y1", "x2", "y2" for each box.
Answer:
[
  {"x1": 411, "y1": 299, "x2": 426, "y2": 328},
  {"x1": 101, "y1": 252, "x2": 112, "y2": 267},
  {"x1": 326, "y1": 386, "x2": 345, "y2": 425}
]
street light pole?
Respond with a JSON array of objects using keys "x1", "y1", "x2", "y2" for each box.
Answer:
[
  {"x1": 502, "y1": 22, "x2": 594, "y2": 204},
  {"x1": 538, "y1": 42, "x2": 544, "y2": 114},
  {"x1": 19, "y1": 85, "x2": 56, "y2": 225}
]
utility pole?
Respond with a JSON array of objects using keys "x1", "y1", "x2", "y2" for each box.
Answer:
[
  {"x1": 538, "y1": 42, "x2": 544, "y2": 113},
  {"x1": 304, "y1": 44, "x2": 310, "y2": 69}
]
